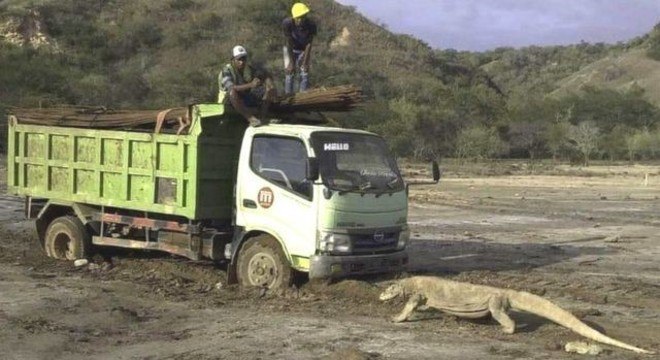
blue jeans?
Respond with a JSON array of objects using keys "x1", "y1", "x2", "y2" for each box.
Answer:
[{"x1": 284, "y1": 49, "x2": 309, "y2": 95}]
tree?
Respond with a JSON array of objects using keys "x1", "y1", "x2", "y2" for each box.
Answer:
[
  {"x1": 411, "y1": 108, "x2": 459, "y2": 160},
  {"x1": 370, "y1": 97, "x2": 418, "y2": 157},
  {"x1": 647, "y1": 22, "x2": 660, "y2": 61},
  {"x1": 567, "y1": 86, "x2": 659, "y2": 132},
  {"x1": 625, "y1": 128, "x2": 660, "y2": 161},
  {"x1": 600, "y1": 124, "x2": 632, "y2": 161},
  {"x1": 568, "y1": 121, "x2": 600, "y2": 166},
  {"x1": 455, "y1": 126, "x2": 508, "y2": 161},
  {"x1": 545, "y1": 106, "x2": 573, "y2": 162},
  {"x1": 508, "y1": 121, "x2": 546, "y2": 161}
]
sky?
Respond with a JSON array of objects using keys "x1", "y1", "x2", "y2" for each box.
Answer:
[{"x1": 335, "y1": 0, "x2": 660, "y2": 51}]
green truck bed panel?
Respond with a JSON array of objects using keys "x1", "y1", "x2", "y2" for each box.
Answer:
[{"x1": 7, "y1": 104, "x2": 246, "y2": 220}]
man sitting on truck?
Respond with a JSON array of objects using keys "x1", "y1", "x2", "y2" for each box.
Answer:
[{"x1": 219, "y1": 45, "x2": 276, "y2": 127}]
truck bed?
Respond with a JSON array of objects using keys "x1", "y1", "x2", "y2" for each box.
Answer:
[{"x1": 6, "y1": 104, "x2": 245, "y2": 220}]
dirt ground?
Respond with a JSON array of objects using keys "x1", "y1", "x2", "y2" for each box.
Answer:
[{"x1": 0, "y1": 162, "x2": 659, "y2": 359}]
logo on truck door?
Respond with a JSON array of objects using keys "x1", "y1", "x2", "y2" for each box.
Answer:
[{"x1": 258, "y1": 187, "x2": 274, "y2": 208}]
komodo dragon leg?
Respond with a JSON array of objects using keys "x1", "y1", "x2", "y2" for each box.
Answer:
[
  {"x1": 392, "y1": 293, "x2": 425, "y2": 323},
  {"x1": 488, "y1": 295, "x2": 516, "y2": 334}
]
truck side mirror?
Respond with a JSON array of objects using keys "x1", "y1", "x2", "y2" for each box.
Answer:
[
  {"x1": 306, "y1": 157, "x2": 319, "y2": 181},
  {"x1": 405, "y1": 160, "x2": 440, "y2": 188},
  {"x1": 432, "y1": 161, "x2": 441, "y2": 182}
]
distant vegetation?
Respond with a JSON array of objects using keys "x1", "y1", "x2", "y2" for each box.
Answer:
[
  {"x1": 0, "y1": 0, "x2": 659, "y2": 163},
  {"x1": 647, "y1": 23, "x2": 660, "y2": 61}
]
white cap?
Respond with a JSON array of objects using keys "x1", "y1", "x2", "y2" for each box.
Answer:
[{"x1": 232, "y1": 45, "x2": 248, "y2": 59}]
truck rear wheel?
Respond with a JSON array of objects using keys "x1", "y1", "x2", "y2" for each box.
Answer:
[
  {"x1": 237, "y1": 234, "x2": 292, "y2": 290},
  {"x1": 44, "y1": 216, "x2": 90, "y2": 260}
]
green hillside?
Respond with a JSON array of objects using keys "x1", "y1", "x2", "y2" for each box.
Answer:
[
  {"x1": 555, "y1": 24, "x2": 660, "y2": 106},
  {"x1": 0, "y1": 0, "x2": 453, "y2": 107},
  {"x1": 479, "y1": 42, "x2": 623, "y2": 96},
  {"x1": 0, "y1": 0, "x2": 658, "y2": 162},
  {"x1": 552, "y1": 49, "x2": 660, "y2": 107},
  {"x1": 466, "y1": 33, "x2": 660, "y2": 162}
]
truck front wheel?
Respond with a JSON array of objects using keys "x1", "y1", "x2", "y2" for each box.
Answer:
[
  {"x1": 237, "y1": 234, "x2": 292, "y2": 290},
  {"x1": 44, "y1": 216, "x2": 90, "y2": 260}
]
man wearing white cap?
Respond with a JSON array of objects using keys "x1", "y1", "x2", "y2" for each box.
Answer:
[{"x1": 219, "y1": 45, "x2": 275, "y2": 126}]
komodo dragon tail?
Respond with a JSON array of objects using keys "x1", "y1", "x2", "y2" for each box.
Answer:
[{"x1": 507, "y1": 290, "x2": 654, "y2": 354}]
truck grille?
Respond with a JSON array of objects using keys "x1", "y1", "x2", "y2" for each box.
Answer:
[{"x1": 351, "y1": 231, "x2": 399, "y2": 254}]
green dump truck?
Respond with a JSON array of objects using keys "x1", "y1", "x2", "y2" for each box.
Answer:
[{"x1": 6, "y1": 104, "x2": 439, "y2": 288}]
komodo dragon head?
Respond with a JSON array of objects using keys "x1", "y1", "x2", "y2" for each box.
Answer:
[{"x1": 379, "y1": 282, "x2": 405, "y2": 301}]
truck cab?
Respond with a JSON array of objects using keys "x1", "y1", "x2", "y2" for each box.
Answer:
[{"x1": 232, "y1": 124, "x2": 409, "y2": 288}]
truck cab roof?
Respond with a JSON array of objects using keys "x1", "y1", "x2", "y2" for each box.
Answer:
[{"x1": 249, "y1": 123, "x2": 377, "y2": 138}]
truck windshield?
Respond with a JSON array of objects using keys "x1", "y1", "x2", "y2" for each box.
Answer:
[{"x1": 310, "y1": 132, "x2": 404, "y2": 194}]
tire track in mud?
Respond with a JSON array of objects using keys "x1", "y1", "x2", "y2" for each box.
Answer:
[{"x1": 0, "y1": 195, "x2": 23, "y2": 222}]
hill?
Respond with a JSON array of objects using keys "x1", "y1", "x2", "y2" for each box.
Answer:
[
  {"x1": 0, "y1": 1, "x2": 658, "y2": 161},
  {"x1": 478, "y1": 42, "x2": 623, "y2": 97},
  {"x1": 0, "y1": 0, "x2": 506, "y2": 157},
  {"x1": 0, "y1": 0, "x2": 453, "y2": 107},
  {"x1": 551, "y1": 48, "x2": 660, "y2": 106},
  {"x1": 550, "y1": 24, "x2": 660, "y2": 106},
  {"x1": 476, "y1": 26, "x2": 660, "y2": 107}
]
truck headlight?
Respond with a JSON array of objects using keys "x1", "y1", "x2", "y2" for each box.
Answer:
[
  {"x1": 397, "y1": 227, "x2": 410, "y2": 250},
  {"x1": 318, "y1": 231, "x2": 352, "y2": 253}
]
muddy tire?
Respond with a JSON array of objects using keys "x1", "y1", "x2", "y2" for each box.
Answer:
[
  {"x1": 237, "y1": 234, "x2": 292, "y2": 290},
  {"x1": 44, "y1": 216, "x2": 90, "y2": 260}
]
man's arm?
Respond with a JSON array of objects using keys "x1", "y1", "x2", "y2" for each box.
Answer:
[
  {"x1": 220, "y1": 67, "x2": 235, "y2": 92},
  {"x1": 301, "y1": 20, "x2": 316, "y2": 70},
  {"x1": 233, "y1": 79, "x2": 260, "y2": 92},
  {"x1": 301, "y1": 41, "x2": 313, "y2": 70},
  {"x1": 222, "y1": 67, "x2": 259, "y2": 93},
  {"x1": 283, "y1": 18, "x2": 295, "y2": 72}
]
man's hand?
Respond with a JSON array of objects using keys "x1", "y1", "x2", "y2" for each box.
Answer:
[
  {"x1": 247, "y1": 116, "x2": 262, "y2": 127},
  {"x1": 263, "y1": 79, "x2": 277, "y2": 102},
  {"x1": 251, "y1": 78, "x2": 262, "y2": 88},
  {"x1": 286, "y1": 63, "x2": 294, "y2": 74}
]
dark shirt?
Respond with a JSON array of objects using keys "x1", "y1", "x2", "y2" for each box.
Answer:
[{"x1": 283, "y1": 17, "x2": 317, "y2": 51}]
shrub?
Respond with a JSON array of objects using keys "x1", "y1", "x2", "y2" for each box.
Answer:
[
  {"x1": 647, "y1": 23, "x2": 660, "y2": 61},
  {"x1": 455, "y1": 126, "x2": 508, "y2": 161}
]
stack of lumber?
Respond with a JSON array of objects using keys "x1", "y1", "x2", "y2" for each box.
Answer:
[
  {"x1": 9, "y1": 106, "x2": 188, "y2": 132},
  {"x1": 7, "y1": 85, "x2": 364, "y2": 131},
  {"x1": 271, "y1": 85, "x2": 363, "y2": 113}
]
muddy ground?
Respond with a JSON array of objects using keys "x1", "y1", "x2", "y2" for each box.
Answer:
[{"x1": 0, "y1": 162, "x2": 658, "y2": 359}]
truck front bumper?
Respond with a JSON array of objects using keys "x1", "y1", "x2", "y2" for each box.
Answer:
[{"x1": 308, "y1": 251, "x2": 408, "y2": 279}]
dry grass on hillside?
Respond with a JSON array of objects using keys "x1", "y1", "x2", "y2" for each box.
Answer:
[{"x1": 552, "y1": 49, "x2": 660, "y2": 106}]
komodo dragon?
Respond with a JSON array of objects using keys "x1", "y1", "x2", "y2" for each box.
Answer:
[{"x1": 379, "y1": 276, "x2": 654, "y2": 354}]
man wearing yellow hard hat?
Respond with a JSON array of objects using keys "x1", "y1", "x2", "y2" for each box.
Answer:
[{"x1": 283, "y1": 2, "x2": 317, "y2": 94}]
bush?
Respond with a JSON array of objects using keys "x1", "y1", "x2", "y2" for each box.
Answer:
[
  {"x1": 71, "y1": 74, "x2": 112, "y2": 105},
  {"x1": 455, "y1": 126, "x2": 508, "y2": 161},
  {"x1": 600, "y1": 125, "x2": 632, "y2": 161},
  {"x1": 168, "y1": 0, "x2": 198, "y2": 11},
  {"x1": 647, "y1": 23, "x2": 660, "y2": 61},
  {"x1": 625, "y1": 128, "x2": 660, "y2": 160},
  {"x1": 568, "y1": 121, "x2": 600, "y2": 166}
]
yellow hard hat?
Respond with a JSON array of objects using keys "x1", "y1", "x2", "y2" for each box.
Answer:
[{"x1": 291, "y1": 3, "x2": 310, "y2": 18}]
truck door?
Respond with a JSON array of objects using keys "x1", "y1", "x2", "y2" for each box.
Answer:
[{"x1": 236, "y1": 134, "x2": 316, "y2": 261}]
